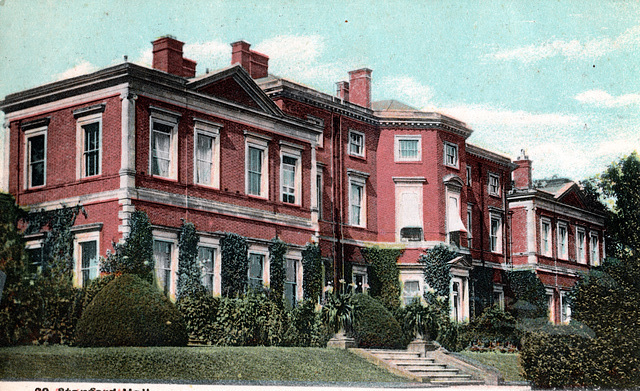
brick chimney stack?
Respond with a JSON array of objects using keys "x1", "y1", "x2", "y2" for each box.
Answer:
[
  {"x1": 513, "y1": 149, "x2": 532, "y2": 189},
  {"x1": 152, "y1": 36, "x2": 197, "y2": 78},
  {"x1": 231, "y1": 41, "x2": 269, "y2": 79},
  {"x1": 336, "y1": 81, "x2": 350, "y2": 101},
  {"x1": 348, "y1": 68, "x2": 372, "y2": 108}
]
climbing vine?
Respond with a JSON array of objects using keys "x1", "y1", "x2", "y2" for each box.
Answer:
[
  {"x1": 177, "y1": 220, "x2": 204, "y2": 300},
  {"x1": 101, "y1": 210, "x2": 154, "y2": 283},
  {"x1": 268, "y1": 237, "x2": 287, "y2": 303},
  {"x1": 220, "y1": 232, "x2": 249, "y2": 297},
  {"x1": 361, "y1": 246, "x2": 403, "y2": 311},
  {"x1": 419, "y1": 244, "x2": 457, "y2": 311},
  {"x1": 302, "y1": 242, "x2": 323, "y2": 302}
]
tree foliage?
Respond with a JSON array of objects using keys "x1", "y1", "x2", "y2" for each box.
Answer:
[
  {"x1": 361, "y1": 246, "x2": 402, "y2": 311},
  {"x1": 506, "y1": 270, "x2": 547, "y2": 320},
  {"x1": 301, "y1": 243, "x2": 323, "y2": 302},
  {"x1": 268, "y1": 237, "x2": 287, "y2": 304},
  {"x1": 101, "y1": 210, "x2": 154, "y2": 282},
  {"x1": 220, "y1": 232, "x2": 249, "y2": 297},
  {"x1": 177, "y1": 220, "x2": 204, "y2": 300}
]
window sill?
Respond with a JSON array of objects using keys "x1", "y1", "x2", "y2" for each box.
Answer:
[
  {"x1": 194, "y1": 183, "x2": 220, "y2": 190},
  {"x1": 348, "y1": 154, "x2": 367, "y2": 161},
  {"x1": 444, "y1": 164, "x2": 459, "y2": 170},
  {"x1": 149, "y1": 175, "x2": 178, "y2": 183},
  {"x1": 246, "y1": 193, "x2": 268, "y2": 200},
  {"x1": 395, "y1": 160, "x2": 421, "y2": 164}
]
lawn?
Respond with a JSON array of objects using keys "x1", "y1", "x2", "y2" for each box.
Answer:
[
  {"x1": 0, "y1": 345, "x2": 410, "y2": 383},
  {"x1": 458, "y1": 351, "x2": 524, "y2": 382}
]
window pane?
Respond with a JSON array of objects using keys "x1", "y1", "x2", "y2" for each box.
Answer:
[
  {"x1": 29, "y1": 135, "x2": 45, "y2": 187},
  {"x1": 285, "y1": 259, "x2": 297, "y2": 307},
  {"x1": 248, "y1": 147, "x2": 262, "y2": 195},
  {"x1": 154, "y1": 241, "x2": 172, "y2": 294},
  {"x1": 399, "y1": 139, "x2": 418, "y2": 159},
  {"x1": 84, "y1": 123, "x2": 100, "y2": 177},
  {"x1": 152, "y1": 124, "x2": 172, "y2": 177},
  {"x1": 282, "y1": 156, "x2": 296, "y2": 203},
  {"x1": 199, "y1": 247, "x2": 215, "y2": 293},
  {"x1": 248, "y1": 254, "x2": 263, "y2": 288},
  {"x1": 80, "y1": 241, "x2": 98, "y2": 287},
  {"x1": 196, "y1": 134, "x2": 213, "y2": 185},
  {"x1": 350, "y1": 183, "x2": 362, "y2": 225}
]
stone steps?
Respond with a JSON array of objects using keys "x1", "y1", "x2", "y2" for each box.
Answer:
[{"x1": 363, "y1": 348, "x2": 485, "y2": 385}]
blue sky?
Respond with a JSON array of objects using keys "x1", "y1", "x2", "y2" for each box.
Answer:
[{"x1": 1, "y1": 0, "x2": 639, "y2": 181}]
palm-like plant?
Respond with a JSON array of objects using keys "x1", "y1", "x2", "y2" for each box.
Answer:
[
  {"x1": 322, "y1": 288, "x2": 354, "y2": 334},
  {"x1": 404, "y1": 300, "x2": 438, "y2": 340}
]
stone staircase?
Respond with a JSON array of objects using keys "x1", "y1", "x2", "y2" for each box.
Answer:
[{"x1": 363, "y1": 349, "x2": 486, "y2": 385}]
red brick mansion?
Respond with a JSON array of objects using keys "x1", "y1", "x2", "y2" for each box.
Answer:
[{"x1": 0, "y1": 36, "x2": 605, "y2": 323}]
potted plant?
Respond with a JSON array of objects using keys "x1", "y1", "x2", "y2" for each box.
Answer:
[{"x1": 322, "y1": 281, "x2": 356, "y2": 348}]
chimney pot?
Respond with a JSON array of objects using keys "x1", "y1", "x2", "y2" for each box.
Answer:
[
  {"x1": 348, "y1": 68, "x2": 372, "y2": 108},
  {"x1": 336, "y1": 81, "x2": 350, "y2": 101},
  {"x1": 231, "y1": 40, "x2": 269, "y2": 79},
  {"x1": 513, "y1": 150, "x2": 533, "y2": 189},
  {"x1": 152, "y1": 36, "x2": 197, "y2": 78}
]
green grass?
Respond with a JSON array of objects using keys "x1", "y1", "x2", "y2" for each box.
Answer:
[
  {"x1": 458, "y1": 351, "x2": 523, "y2": 382},
  {"x1": 0, "y1": 345, "x2": 409, "y2": 383}
]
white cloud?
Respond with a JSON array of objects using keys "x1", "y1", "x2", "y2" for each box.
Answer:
[
  {"x1": 254, "y1": 35, "x2": 351, "y2": 90},
  {"x1": 575, "y1": 89, "x2": 640, "y2": 107},
  {"x1": 184, "y1": 40, "x2": 229, "y2": 70},
  {"x1": 437, "y1": 104, "x2": 580, "y2": 128},
  {"x1": 377, "y1": 76, "x2": 434, "y2": 109},
  {"x1": 134, "y1": 48, "x2": 152, "y2": 68},
  {"x1": 54, "y1": 61, "x2": 98, "y2": 81},
  {"x1": 488, "y1": 24, "x2": 640, "y2": 63}
]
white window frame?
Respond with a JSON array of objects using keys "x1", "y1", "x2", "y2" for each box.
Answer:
[
  {"x1": 198, "y1": 235, "x2": 221, "y2": 295},
  {"x1": 490, "y1": 212, "x2": 503, "y2": 253},
  {"x1": 444, "y1": 141, "x2": 459, "y2": 169},
  {"x1": 198, "y1": 245, "x2": 216, "y2": 294},
  {"x1": 149, "y1": 107, "x2": 180, "y2": 180},
  {"x1": 76, "y1": 112, "x2": 102, "y2": 179},
  {"x1": 352, "y1": 264, "x2": 368, "y2": 294},
  {"x1": 24, "y1": 126, "x2": 47, "y2": 189},
  {"x1": 348, "y1": 170, "x2": 368, "y2": 228},
  {"x1": 280, "y1": 141, "x2": 303, "y2": 205},
  {"x1": 466, "y1": 166, "x2": 472, "y2": 186},
  {"x1": 193, "y1": 119, "x2": 221, "y2": 188},
  {"x1": 466, "y1": 204, "x2": 473, "y2": 248},
  {"x1": 348, "y1": 129, "x2": 365, "y2": 158},
  {"x1": 73, "y1": 230, "x2": 100, "y2": 288},
  {"x1": 153, "y1": 230, "x2": 178, "y2": 299},
  {"x1": 394, "y1": 135, "x2": 421, "y2": 162},
  {"x1": 576, "y1": 227, "x2": 586, "y2": 264},
  {"x1": 245, "y1": 131, "x2": 271, "y2": 198},
  {"x1": 557, "y1": 222, "x2": 568, "y2": 260},
  {"x1": 540, "y1": 218, "x2": 552, "y2": 257},
  {"x1": 590, "y1": 232, "x2": 600, "y2": 266},
  {"x1": 488, "y1": 173, "x2": 501, "y2": 197},
  {"x1": 284, "y1": 257, "x2": 300, "y2": 307},
  {"x1": 493, "y1": 285, "x2": 505, "y2": 310}
]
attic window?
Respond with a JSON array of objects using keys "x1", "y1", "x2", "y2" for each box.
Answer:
[{"x1": 400, "y1": 227, "x2": 423, "y2": 241}]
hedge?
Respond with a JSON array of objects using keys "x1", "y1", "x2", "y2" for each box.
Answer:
[{"x1": 351, "y1": 293, "x2": 404, "y2": 349}]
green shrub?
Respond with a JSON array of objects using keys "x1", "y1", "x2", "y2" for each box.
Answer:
[
  {"x1": 288, "y1": 299, "x2": 327, "y2": 347},
  {"x1": 463, "y1": 305, "x2": 520, "y2": 351},
  {"x1": 401, "y1": 300, "x2": 439, "y2": 341},
  {"x1": 361, "y1": 246, "x2": 402, "y2": 311},
  {"x1": 351, "y1": 294, "x2": 404, "y2": 349},
  {"x1": 419, "y1": 244, "x2": 457, "y2": 309},
  {"x1": 74, "y1": 274, "x2": 187, "y2": 347},
  {"x1": 81, "y1": 274, "x2": 116, "y2": 311},
  {"x1": 213, "y1": 290, "x2": 289, "y2": 346},
  {"x1": 177, "y1": 293, "x2": 219, "y2": 344}
]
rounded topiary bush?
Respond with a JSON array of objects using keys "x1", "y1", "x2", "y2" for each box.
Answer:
[
  {"x1": 352, "y1": 293, "x2": 404, "y2": 349},
  {"x1": 74, "y1": 274, "x2": 188, "y2": 347}
]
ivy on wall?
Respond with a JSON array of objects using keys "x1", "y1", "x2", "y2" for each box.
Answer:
[
  {"x1": 177, "y1": 220, "x2": 204, "y2": 300},
  {"x1": 101, "y1": 210, "x2": 154, "y2": 283},
  {"x1": 419, "y1": 244, "x2": 458, "y2": 311},
  {"x1": 301, "y1": 243, "x2": 323, "y2": 302},
  {"x1": 361, "y1": 246, "x2": 403, "y2": 311},
  {"x1": 506, "y1": 270, "x2": 547, "y2": 320},
  {"x1": 470, "y1": 266, "x2": 494, "y2": 318},
  {"x1": 268, "y1": 237, "x2": 287, "y2": 303},
  {"x1": 220, "y1": 232, "x2": 249, "y2": 297}
]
